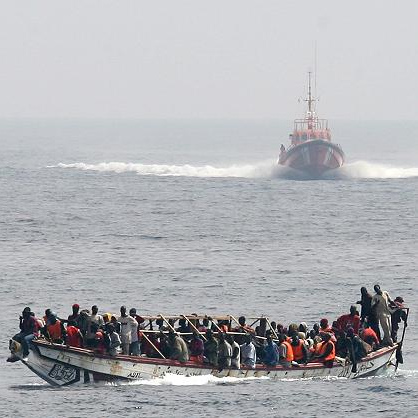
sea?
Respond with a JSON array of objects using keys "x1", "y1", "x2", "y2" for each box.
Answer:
[{"x1": 0, "y1": 119, "x2": 417, "y2": 417}]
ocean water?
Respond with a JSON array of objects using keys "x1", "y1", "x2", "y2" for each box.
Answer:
[{"x1": 0, "y1": 119, "x2": 417, "y2": 417}]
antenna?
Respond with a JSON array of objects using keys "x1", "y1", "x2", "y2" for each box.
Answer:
[{"x1": 314, "y1": 41, "x2": 317, "y2": 98}]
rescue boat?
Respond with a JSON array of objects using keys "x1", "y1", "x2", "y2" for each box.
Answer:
[
  {"x1": 7, "y1": 313, "x2": 407, "y2": 387},
  {"x1": 278, "y1": 72, "x2": 345, "y2": 178}
]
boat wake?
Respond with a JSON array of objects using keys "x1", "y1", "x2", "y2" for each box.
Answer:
[
  {"x1": 113, "y1": 373, "x2": 269, "y2": 387},
  {"x1": 50, "y1": 160, "x2": 418, "y2": 180}
]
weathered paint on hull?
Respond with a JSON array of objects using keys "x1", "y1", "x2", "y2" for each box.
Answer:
[
  {"x1": 279, "y1": 140, "x2": 345, "y2": 178},
  {"x1": 13, "y1": 340, "x2": 398, "y2": 386}
]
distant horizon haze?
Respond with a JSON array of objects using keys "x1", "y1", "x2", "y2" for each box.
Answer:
[{"x1": 0, "y1": 1, "x2": 416, "y2": 120}]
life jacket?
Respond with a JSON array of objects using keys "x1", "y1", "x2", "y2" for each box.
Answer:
[
  {"x1": 95, "y1": 331, "x2": 106, "y2": 354},
  {"x1": 314, "y1": 342, "x2": 323, "y2": 356},
  {"x1": 320, "y1": 341, "x2": 336, "y2": 362},
  {"x1": 292, "y1": 340, "x2": 304, "y2": 361},
  {"x1": 47, "y1": 320, "x2": 62, "y2": 341},
  {"x1": 66, "y1": 325, "x2": 82, "y2": 348},
  {"x1": 282, "y1": 341, "x2": 294, "y2": 362}
]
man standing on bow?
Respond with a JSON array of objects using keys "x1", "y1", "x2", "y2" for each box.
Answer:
[{"x1": 371, "y1": 284, "x2": 394, "y2": 346}]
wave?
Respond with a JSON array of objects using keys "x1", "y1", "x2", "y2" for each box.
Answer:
[
  {"x1": 50, "y1": 161, "x2": 418, "y2": 180},
  {"x1": 50, "y1": 161, "x2": 277, "y2": 178},
  {"x1": 112, "y1": 373, "x2": 269, "y2": 386}
]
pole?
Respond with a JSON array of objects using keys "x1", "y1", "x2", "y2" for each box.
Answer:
[
  {"x1": 395, "y1": 307, "x2": 409, "y2": 371},
  {"x1": 181, "y1": 315, "x2": 207, "y2": 341},
  {"x1": 140, "y1": 331, "x2": 166, "y2": 359}
]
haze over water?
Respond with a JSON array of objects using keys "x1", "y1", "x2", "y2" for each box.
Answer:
[{"x1": 1, "y1": 119, "x2": 417, "y2": 417}]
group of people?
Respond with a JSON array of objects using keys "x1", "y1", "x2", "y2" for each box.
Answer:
[{"x1": 12, "y1": 284, "x2": 407, "y2": 370}]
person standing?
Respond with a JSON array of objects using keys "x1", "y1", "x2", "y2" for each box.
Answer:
[
  {"x1": 371, "y1": 284, "x2": 394, "y2": 346},
  {"x1": 264, "y1": 334, "x2": 280, "y2": 366},
  {"x1": 391, "y1": 296, "x2": 407, "y2": 342},
  {"x1": 118, "y1": 306, "x2": 137, "y2": 355},
  {"x1": 217, "y1": 333, "x2": 232, "y2": 370}
]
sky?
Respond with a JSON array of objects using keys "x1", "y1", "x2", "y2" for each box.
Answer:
[{"x1": 0, "y1": 1, "x2": 416, "y2": 120}]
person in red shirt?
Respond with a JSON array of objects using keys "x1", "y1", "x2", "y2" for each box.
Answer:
[
  {"x1": 336, "y1": 306, "x2": 361, "y2": 334},
  {"x1": 360, "y1": 323, "x2": 380, "y2": 350}
]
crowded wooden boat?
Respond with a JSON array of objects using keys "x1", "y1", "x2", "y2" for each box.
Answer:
[{"x1": 7, "y1": 285, "x2": 408, "y2": 386}]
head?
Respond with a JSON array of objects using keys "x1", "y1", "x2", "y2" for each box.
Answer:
[
  {"x1": 322, "y1": 333, "x2": 331, "y2": 343},
  {"x1": 374, "y1": 284, "x2": 382, "y2": 295},
  {"x1": 277, "y1": 323, "x2": 284, "y2": 333},
  {"x1": 270, "y1": 321, "x2": 276, "y2": 330},
  {"x1": 129, "y1": 308, "x2": 136, "y2": 317},
  {"x1": 278, "y1": 334, "x2": 287, "y2": 343},
  {"x1": 120, "y1": 306, "x2": 126, "y2": 316},
  {"x1": 45, "y1": 308, "x2": 52, "y2": 318},
  {"x1": 360, "y1": 286, "x2": 368, "y2": 296},
  {"x1": 346, "y1": 327, "x2": 355, "y2": 338},
  {"x1": 22, "y1": 307, "x2": 31, "y2": 319},
  {"x1": 49, "y1": 312, "x2": 57, "y2": 325},
  {"x1": 395, "y1": 296, "x2": 404, "y2": 304},
  {"x1": 91, "y1": 305, "x2": 98, "y2": 315},
  {"x1": 103, "y1": 313, "x2": 111, "y2": 323},
  {"x1": 156, "y1": 318, "x2": 163, "y2": 327},
  {"x1": 72, "y1": 304, "x2": 80, "y2": 314},
  {"x1": 309, "y1": 329, "x2": 316, "y2": 339},
  {"x1": 320, "y1": 318, "x2": 328, "y2": 329},
  {"x1": 203, "y1": 318, "x2": 209, "y2": 327},
  {"x1": 238, "y1": 316, "x2": 246, "y2": 326},
  {"x1": 299, "y1": 322, "x2": 307, "y2": 333},
  {"x1": 350, "y1": 305, "x2": 357, "y2": 316},
  {"x1": 313, "y1": 323, "x2": 319, "y2": 333},
  {"x1": 178, "y1": 318, "x2": 186, "y2": 327}
]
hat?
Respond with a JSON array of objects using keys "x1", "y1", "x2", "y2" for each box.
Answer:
[
  {"x1": 395, "y1": 296, "x2": 404, "y2": 303},
  {"x1": 72, "y1": 303, "x2": 80, "y2": 309}
]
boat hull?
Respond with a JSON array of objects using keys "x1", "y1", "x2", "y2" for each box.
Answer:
[
  {"x1": 9, "y1": 340, "x2": 398, "y2": 386},
  {"x1": 279, "y1": 139, "x2": 345, "y2": 178}
]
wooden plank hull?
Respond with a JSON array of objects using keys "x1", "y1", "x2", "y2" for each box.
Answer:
[{"x1": 10, "y1": 340, "x2": 398, "y2": 386}]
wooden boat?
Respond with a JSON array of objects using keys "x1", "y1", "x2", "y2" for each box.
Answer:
[{"x1": 8, "y1": 312, "x2": 407, "y2": 387}]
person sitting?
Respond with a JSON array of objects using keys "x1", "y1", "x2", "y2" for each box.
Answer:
[
  {"x1": 240, "y1": 334, "x2": 256, "y2": 369},
  {"x1": 263, "y1": 333, "x2": 279, "y2": 367},
  {"x1": 218, "y1": 333, "x2": 232, "y2": 370},
  {"x1": 189, "y1": 332, "x2": 204, "y2": 363},
  {"x1": 168, "y1": 332, "x2": 189, "y2": 363},
  {"x1": 336, "y1": 305, "x2": 361, "y2": 334},
  {"x1": 67, "y1": 304, "x2": 80, "y2": 326},
  {"x1": 176, "y1": 318, "x2": 191, "y2": 335},
  {"x1": 65, "y1": 320, "x2": 83, "y2": 348},
  {"x1": 204, "y1": 329, "x2": 218, "y2": 366},
  {"x1": 13, "y1": 307, "x2": 39, "y2": 357},
  {"x1": 360, "y1": 321, "x2": 380, "y2": 350},
  {"x1": 45, "y1": 312, "x2": 66, "y2": 344},
  {"x1": 347, "y1": 327, "x2": 370, "y2": 361},
  {"x1": 278, "y1": 334, "x2": 293, "y2": 367},
  {"x1": 319, "y1": 318, "x2": 333, "y2": 335},
  {"x1": 234, "y1": 316, "x2": 255, "y2": 335},
  {"x1": 90, "y1": 323, "x2": 106, "y2": 354},
  {"x1": 298, "y1": 323, "x2": 308, "y2": 340},
  {"x1": 85, "y1": 305, "x2": 104, "y2": 346},
  {"x1": 106, "y1": 324, "x2": 121, "y2": 356},
  {"x1": 227, "y1": 334, "x2": 240, "y2": 369},
  {"x1": 290, "y1": 335, "x2": 308, "y2": 364},
  {"x1": 313, "y1": 333, "x2": 335, "y2": 367}
]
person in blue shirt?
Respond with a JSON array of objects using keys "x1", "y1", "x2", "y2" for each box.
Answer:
[{"x1": 263, "y1": 332, "x2": 279, "y2": 366}]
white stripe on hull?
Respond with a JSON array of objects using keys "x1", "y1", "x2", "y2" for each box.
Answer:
[{"x1": 17, "y1": 342, "x2": 398, "y2": 386}]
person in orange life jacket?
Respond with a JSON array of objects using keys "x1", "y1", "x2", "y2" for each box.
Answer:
[
  {"x1": 336, "y1": 305, "x2": 361, "y2": 334},
  {"x1": 189, "y1": 332, "x2": 204, "y2": 363},
  {"x1": 314, "y1": 333, "x2": 335, "y2": 368},
  {"x1": 290, "y1": 335, "x2": 308, "y2": 364},
  {"x1": 65, "y1": 320, "x2": 84, "y2": 348},
  {"x1": 360, "y1": 321, "x2": 380, "y2": 349},
  {"x1": 13, "y1": 307, "x2": 38, "y2": 357},
  {"x1": 278, "y1": 333, "x2": 293, "y2": 367},
  {"x1": 89, "y1": 323, "x2": 106, "y2": 354},
  {"x1": 43, "y1": 309, "x2": 52, "y2": 326},
  {"x1": 46, "y1": 312, "x2": 66, "y2": 343}
]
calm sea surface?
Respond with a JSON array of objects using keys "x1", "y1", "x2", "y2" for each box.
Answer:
[{"x1": 0, "y1": 119, "x2": 417, "y2": 417}]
